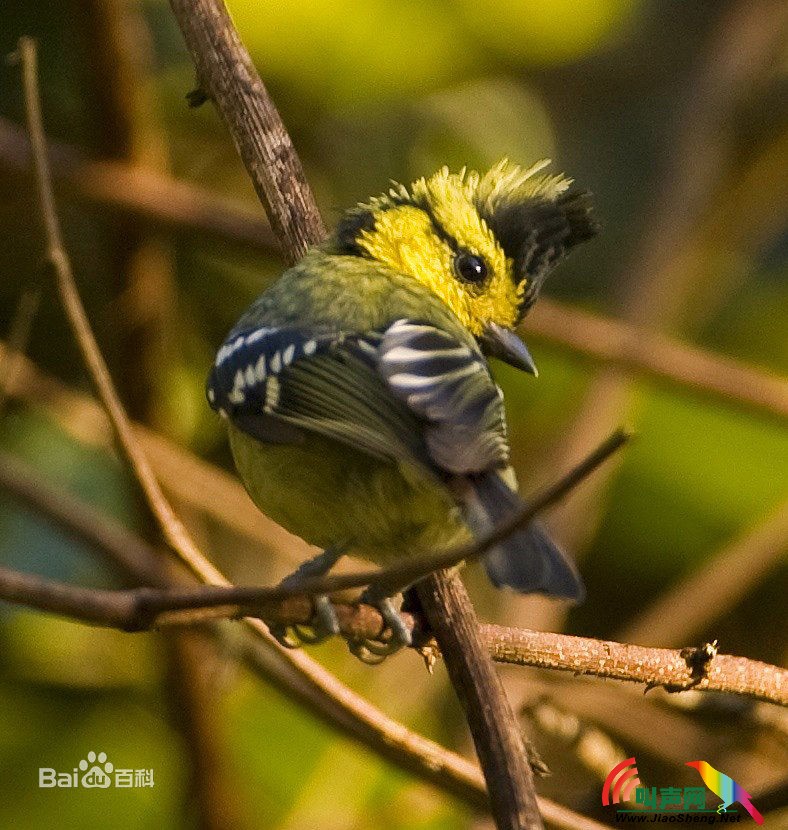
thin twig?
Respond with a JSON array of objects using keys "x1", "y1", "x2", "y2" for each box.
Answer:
[
  {"x1": 2, "y1": 429, "x2": 626, "y2": 624},
  {"x1": 18, "y1": 27, "x2": 232, "y2": 597},
  {"x1": 0, "y1": 115, "x2": 278, "y2": 249},
  {"x1": 0, "y1": 285, "x2": 42, "y2": 413},
  {"x1": 524, "y1": 299, "x2": 788, "y2": 420},
  {"x1": 17, "y1": 36, "x2": 605, "y2": 830}
]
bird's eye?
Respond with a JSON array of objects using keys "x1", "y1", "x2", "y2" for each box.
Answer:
[{"x1": 454, "y1": 251, "x2": 488, "y2": 284}]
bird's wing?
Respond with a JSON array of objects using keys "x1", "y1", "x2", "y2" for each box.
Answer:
[
  {"x1": 206, "y1": 319, "x2": 510, "y2": 476},
  {"x1": 206, "y1": 323, "x2": 429, "y2": 467},
  {"x1": 377, "y1": 319, "x2": 510, "y2": 474}
]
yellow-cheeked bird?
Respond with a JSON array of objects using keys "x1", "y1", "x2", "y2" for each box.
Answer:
[{"x1": 207, "y1": 160, "x2": 598, "y2": 653}]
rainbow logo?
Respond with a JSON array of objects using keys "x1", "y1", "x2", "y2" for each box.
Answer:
[
  {"x1": 686, "y1": 761, "x2": 764, "y2": 825},
  {"x1": 602, "y1": 757, "x2": 641, "y2": 805}
]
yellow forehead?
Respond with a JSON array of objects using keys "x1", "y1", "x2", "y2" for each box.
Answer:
[{"x1": 357, "y1": 188, "x2": 523, "y2": 336}]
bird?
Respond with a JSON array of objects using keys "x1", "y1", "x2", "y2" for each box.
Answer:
[
  {"x1": 686, "y1": 761, "x2": 764, "y2": 824},
  {"x1": 206, "y1": 159, "x2": 598, "y2": 657}
]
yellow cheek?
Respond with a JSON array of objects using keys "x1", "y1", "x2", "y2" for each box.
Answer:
[{"x1": 358, "y1": 205, "x2": 520, "y2": 336}]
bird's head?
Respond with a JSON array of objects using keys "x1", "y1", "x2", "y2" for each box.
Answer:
[{"x1": 334, "y1": 159, "x2": 598, "y2": 373}]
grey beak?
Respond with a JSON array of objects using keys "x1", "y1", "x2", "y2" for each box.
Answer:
[{"x1": 480, "y1": 322, "x2": 538, "y2": 376}]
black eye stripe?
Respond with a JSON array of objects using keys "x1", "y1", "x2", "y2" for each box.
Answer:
[{"x1": 417, "y1": 199, "x2": 462, "y2": 252}]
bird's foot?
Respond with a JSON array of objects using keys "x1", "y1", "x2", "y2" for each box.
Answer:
[
  {"x1": 267, "y1": 547, "x2": 344, "y2": 649},
  {"x1": 348, "y1": 586, "x2": 413, "y2": 665},
  {"x1": 269, "y1": 593, "x2": 340, "y2": 648}
]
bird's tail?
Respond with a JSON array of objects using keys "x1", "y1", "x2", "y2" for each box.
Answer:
[
  {"x1": 461, "y1": 471, "x2": 584, "y2": 601},
  {"x1": 739, "y1": 796, "x2": 764, "y2": 825}
]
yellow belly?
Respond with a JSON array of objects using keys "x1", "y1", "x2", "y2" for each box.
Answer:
[{"x1": 228, "y1": 425, "x2": 470, "y2": 565}]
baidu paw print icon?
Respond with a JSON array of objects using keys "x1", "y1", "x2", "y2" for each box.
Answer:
[{"x1": 79, "y1": 751, "x2": 113, "y2": 788}]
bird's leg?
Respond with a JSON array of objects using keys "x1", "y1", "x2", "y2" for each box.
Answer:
[
  {"x1": 348, "y1": 582, "x2": 414, "y2": 664},
  {"x1": 268, "y1": 546, "x2": 345, "y2": 648}
]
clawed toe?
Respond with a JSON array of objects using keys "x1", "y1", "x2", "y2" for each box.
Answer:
[
  {"x1": 347, "y1": 589, "x2": 413, "y2": 664},
  {"x1": 269, "y1": 593, "x2": 340, "y2": 647}
]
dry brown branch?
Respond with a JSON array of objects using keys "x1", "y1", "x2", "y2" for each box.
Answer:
[
  {"x1": 524, "y1": 299, "x2": 788, "y2": 420},
  {"x1": 483, "y1": 626, "x2": 786, "y2": 706},
  {"x1": 17, "y1": 33, "x2": 606, "y2": 830},
  {"x1": 1, "y1": 546, "x2": 785, "y2": 706},
  {"x1": 618, "y1": 500, "x2": 788, "y2": 648},
  {"x1": 1, "y1": 452, "x2": 784, "y2": 708},
  {"x1": 0, "y1": 115, "x2": 278, "y2": 249},
  {"x1": 2, "y1": 429, "x2": 620, "y2": 627},
  {"x1": 0, "y1": 426, "x2": 625, "y2": 626}
]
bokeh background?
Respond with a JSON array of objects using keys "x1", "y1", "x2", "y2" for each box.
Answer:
[{"x1": 0, "y1": 1, "x2": 786, "y2": 828}]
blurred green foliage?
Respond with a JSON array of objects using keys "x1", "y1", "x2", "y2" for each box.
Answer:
[{"x1": 0, "y1": 1, "x2": 785, "y2": 828}]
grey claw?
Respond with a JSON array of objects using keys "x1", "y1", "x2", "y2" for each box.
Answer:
[
  {"x1": 346, "y1": 590, "x2": 413, "y2": 663},
  {"x1": 375, "y1": 596, "x2": 413, "y2": 649},
  {"x1": 268, "y1": 623, "x2": 302, "y2": 649},
  {"x1": 270, "y1": 594, "x2": 340, "y2": 647}
]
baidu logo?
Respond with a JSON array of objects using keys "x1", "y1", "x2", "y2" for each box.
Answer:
[{"x1": 39, "y1": 751, "x2": 154, "y2": 789}]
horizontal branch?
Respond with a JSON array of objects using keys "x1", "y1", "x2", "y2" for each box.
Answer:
[
  {"x1": 1, "y1": 562, "x2": 784, "y2": 706},
  {"x1": 0, "y1": 115, "x2": 278, "y2": 250},
  {"x1": 481, "y1": 625, "x2": 787, "y2": 706},
  {"x1": 524, "y1": 299, "x2": 788, "y2": 420},
  {"x1": 1, "y1": 116, "x2": 784, "y2": 421}
]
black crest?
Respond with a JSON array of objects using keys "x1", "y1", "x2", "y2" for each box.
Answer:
[{"x1": 483, "y1": 190, "x2": 599, "y2": 318}]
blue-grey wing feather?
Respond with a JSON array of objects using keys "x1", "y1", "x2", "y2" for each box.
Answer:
[{"x1": 378, "y1": 319, "x2": 510, "y2": 474}]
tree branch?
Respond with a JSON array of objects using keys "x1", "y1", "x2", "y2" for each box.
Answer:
[
  {"x1": 524, "y1": 299, "x2": 788, "y2": 421},
  {"x1": 168, "y1": 0, "x2": 324, "y2": 263},
  {"x1": 0, "y1": 115, "x2": 278, "y2": 250},
  {"x1": 3, "y1": 428, "x2": 625, "y2": 623},
  {"x1": 1, "y1": 549, "x2": 785, "y2": 706},
  {"x1": 481, "y1": 625, "x2": 786, "y2": 706}
]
